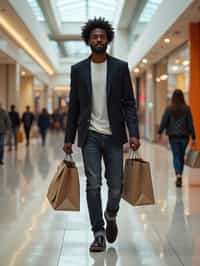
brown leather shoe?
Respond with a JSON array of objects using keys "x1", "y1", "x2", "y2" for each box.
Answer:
[
  {"x1": 104, "y1": 211, "x2": 118, "y2": 243},
  {"x1": 89, "y1": 235, "x2": 106, "y2": 252}
]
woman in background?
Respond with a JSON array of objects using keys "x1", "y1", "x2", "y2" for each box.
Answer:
[{"x1": 158, "y1": 89, "x2": 196, "y2": 187}]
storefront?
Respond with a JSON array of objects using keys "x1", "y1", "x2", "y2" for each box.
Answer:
[{"x1": 167, "y1": 44, "x2": 189, "y2": 103}]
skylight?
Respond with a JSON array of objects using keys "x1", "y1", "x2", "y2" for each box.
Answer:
[
  {"x1": 27, "y1": 0, "x2": 45, "y2": 22},
  {"x1": 139, "y1": 0, "x2": 163, "y2": 23},
  {"x1": 64, "y1": 41, "x2": 90, "y2": 56},
  {"x1": 56, "y1": 0, "x2": 117, "y2": 23}
]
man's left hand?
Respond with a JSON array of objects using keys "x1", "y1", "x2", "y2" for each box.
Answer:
[{"x1": 129, "y1": 137, "x2": 140, "y2": 151}]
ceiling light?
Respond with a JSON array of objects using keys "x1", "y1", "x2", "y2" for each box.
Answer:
[
  {"x1": 142, "y1": 58, "x2": 148, "y2": 64},
  {"x1": 160, "y1": 74, "x2": 168, "y2": 81},
  {"x1": 172, "y1": 66, "x2": 179, "y2": 71},
  {"x1": 182, "y1": 60, "x2": 189, "y2": 66},
  {"x1": 156, "y1": 77, "x2": 160, "y2": 83},
  {"x1": 21, "y1": 71, "x2": 26, "y2": 76},
  {"x1": 134, "y1": 68, "x2": 140, "y2": 73},
  {"x1": 164, "y1": 38, "x2": 170, "y2": 43},
  {"x1": 0, "y1": 16, "x2": 55, "y2": 75}
]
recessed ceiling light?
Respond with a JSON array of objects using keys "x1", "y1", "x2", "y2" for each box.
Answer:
[
  {"x1": 182, "y1": 60, "x2": 189, "y2": 66},
  {"x1": 134, "y1": 68, "x2": 140, "y2": 73},
  {"x1": 164, "y1": 38, "x2": 170, "y2": 43},
  {"x1": 142, "y1": 58, "x2": 148, "y2": 64},
  {"x1": 160, "y1": 74, "x2": 168, "y2": 81},
  {"x1": 172, "y1": 65, "x2": 179, "y2": 71}
]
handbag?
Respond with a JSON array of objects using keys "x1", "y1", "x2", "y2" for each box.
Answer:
[
  {"x1": 185, "y1": 148, "x2": 200, "y2": 168},
  {"x1": 17, "y1": 129, "x2": 23, "y2": 143}
]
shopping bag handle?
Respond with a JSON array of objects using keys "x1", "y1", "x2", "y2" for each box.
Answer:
[
  {"x1": 129, "y1": 150, "x2": 140, "y2": 159},
  {"x1": 64, "y1": 154, "x2": 73, "y2": 162},
  {"x1": 63, "y1": 154, "x2": 75, "y2": 168},
  {"x1": 128, "y1": 150, "x2": 146, "y2": 163}
]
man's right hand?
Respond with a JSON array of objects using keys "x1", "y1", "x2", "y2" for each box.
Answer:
[{"x1": 63, "y1": 143, "x2": 73, "y2": 154}]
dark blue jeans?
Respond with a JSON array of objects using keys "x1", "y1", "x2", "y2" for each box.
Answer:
[
  {"x1": 0, "y1": 133, "x2": 5, "y2": 162},
  {"x1": 169, "y1": 137, "x2": 189, "y2": 176},
  {"x1": 82, "y1": 130, "x2": 123, "y2": 235},
  {"x1": 40, "y1": 128, "x2": 48, "y2": 145}
]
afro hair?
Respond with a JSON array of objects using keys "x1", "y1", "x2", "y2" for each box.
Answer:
[{"x1": 81, "y1": 17, "x2": 114, "y2": 45}]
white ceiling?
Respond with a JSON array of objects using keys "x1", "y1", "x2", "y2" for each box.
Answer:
[{"x1": 133, "y1": 0, "x2": 200, "y2": 72}]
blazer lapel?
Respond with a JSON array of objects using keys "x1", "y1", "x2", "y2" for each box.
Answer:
[
  {"x1": 106, "y1": 55, "x2": 114, "y2": 98},
  {"x1": 84, "y1": 57, "x2": 92, "y2": 98}
]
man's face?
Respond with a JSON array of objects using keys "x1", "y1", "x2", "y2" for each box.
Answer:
[{"x1": 88, "y1": 28, "x2": 108, "y2": 54}]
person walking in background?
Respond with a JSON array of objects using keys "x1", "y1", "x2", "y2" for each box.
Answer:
[
  {"x1": 0, "y1": 103, "x2": 11, "y2": 165},
  {"x1": 8, "y1": 104, "x2": 20, "y2": 151},
  {"x1": 51, "y1": 109, "x2": 62, "y2": 131},
  {"x1": 22, "y1": 105, "x2": 34, "y2": 147},
  {"x1": 158, "y1": 89, "x2": 196, "y2": 187},
  {"x1": 38, "y1": 108, "x2": 50, "y2": 146},
  {"x1": 63, "y1": 17, "x2": 140, "y2": 252}
]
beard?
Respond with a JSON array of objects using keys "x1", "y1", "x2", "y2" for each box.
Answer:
[{"x1": 90, "y1": 43, "x2": 108, "y2": 54}]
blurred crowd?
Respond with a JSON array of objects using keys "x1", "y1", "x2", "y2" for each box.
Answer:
[{"x1": 0, "y1": 103, "x2": 67, "y2": 165}]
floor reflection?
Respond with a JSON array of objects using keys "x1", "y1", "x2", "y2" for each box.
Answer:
[
  {"x1": 0, "y1": 134, "x2": 200, "y2": 266},
  {"x1": 22, "y1": 148, "x2": 34, "y2": 184},
  {"x1": 90, "y1": 247, "x2": 118, "y2": 266},
  {"x1": 36, "y1": 147, "x2": 50, "y2": 180}
]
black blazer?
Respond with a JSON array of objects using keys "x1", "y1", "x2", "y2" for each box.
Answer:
[{"x1": 65, "y1": 54, "x2": 139, "y2": 147}]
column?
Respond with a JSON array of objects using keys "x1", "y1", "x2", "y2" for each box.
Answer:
[
  {"x1": 0, "y1": 63, "x2": 20, "y2": 109},
  {"x1": 19, "y1": 76, "x2": 34, "y2": 114},
  {"x1": 144, "y1": 66, "x2": 156, "y2": 142},
  {"x1": 189, "y1": 23, "x2": 200, "y2": 150},
  {"x1": 0, "y1": 65, "x2": 7, "y2": 107},
  {"x1": 7, "y1": 64, "x2": 20, "y2": 109}
]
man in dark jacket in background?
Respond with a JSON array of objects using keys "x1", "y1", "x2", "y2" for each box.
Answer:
[
  {"x1": 0, "y1": 103, "x2": 11, "y2": 164},
  {"x1": 38, "y1": 108, "x2": 50, "y2": 146},
  {"x1": 8, "y1": 104, "x2": 20, "y2": 151},
  {"x1": 22, "y1": 105, "x2": 34, "y2": 147}
]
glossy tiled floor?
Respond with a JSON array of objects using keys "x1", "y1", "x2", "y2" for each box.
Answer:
[{"x1": 0, "y1": 132, "x2": 200, "y2": 266}]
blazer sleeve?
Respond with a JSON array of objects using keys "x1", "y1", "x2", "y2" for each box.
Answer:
[
  {"x1": 64, "y1": 66, "x2": 80, "y2": 144},
  {"x1": 122, "y1": 63, "x2": 140, "y2": 139}
]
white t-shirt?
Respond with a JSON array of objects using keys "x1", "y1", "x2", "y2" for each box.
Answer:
[{"x1": 89, "y1": 60, "x2": 112, "y2": 135}]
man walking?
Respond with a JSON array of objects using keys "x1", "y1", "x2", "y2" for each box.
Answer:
[
  {"x1": 8, "y1": 104, "x2": 20, "y2": 151},
  {"x1": 38, "y1": 108, "x2": 50, "y2": 146},
  {"x1": 22, "y1": 106, "x2": 34, "y2": 146},
  {"x1": 0, "y1": 103, "x2": 11, "y2": 165},
  {"x1": 63, "y1": 18, "x2": 140, "y2": 252}
]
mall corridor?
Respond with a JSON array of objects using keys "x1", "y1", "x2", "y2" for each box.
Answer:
[
  {"x1": 1, "y1": 0, "x2": 200, "y2": 265},
  {"x1": 0, "y1": 134, "x2": 200, "y2": 266}
]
